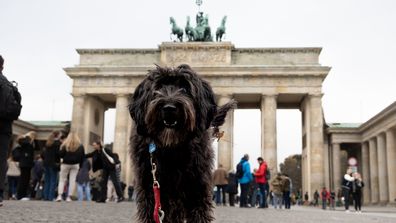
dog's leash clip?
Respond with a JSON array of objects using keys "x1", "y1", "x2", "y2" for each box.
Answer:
[
  {"x1": 159, "y1": 209, "x2": 165, "y2": 222},
  {"x1": 149, "y1": 142, "x2": 165, "y2": 223}
]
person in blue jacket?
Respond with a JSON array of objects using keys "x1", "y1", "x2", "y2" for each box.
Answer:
[{"x1": 239, "y1": 154, "x2": 253, "y2": 208}]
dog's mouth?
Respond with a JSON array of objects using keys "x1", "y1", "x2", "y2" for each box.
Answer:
[
  {"x1": 163, "y1": 119, "x2": 178, "y2": 127},
  {"x1": 161, "y1": 104, "x2": 180, "y2": 129}
]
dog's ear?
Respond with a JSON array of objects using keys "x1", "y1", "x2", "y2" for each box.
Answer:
[
  {"x1": 129, "y1": 79, "x2": 150, "y2": 135},
  {"x1": 199, "y1": 80, "x2": 217, "y2": 130},
  {"x1": 211, "y1": 99, "x2": 237, "y2": 128}
]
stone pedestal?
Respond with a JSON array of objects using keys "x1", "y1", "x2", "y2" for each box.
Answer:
[
  {"x1": 369, "y1": 138, "x2": 379, "y2": 203},
  {"x1": 217, "y1": 95, "x2": 234, "y2": 171},
  {"x1": 160, "y1": 42, "x2": 233, "y2": 66},
  {"x1": 362, "y1": 142, "x2": 371, "y2": 204},
  {"x1": 261, "y1": 95, "x2": 277, "y2": 175}
]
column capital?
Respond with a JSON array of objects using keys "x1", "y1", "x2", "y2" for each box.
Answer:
[
  {"x1": 116, "y1": 93, "x2": 130, "y2": 98},
  {"x1": 261, "y1": 94, "x2": 278, "y2": 99},
  {"x1": 307, "y1": 93, "x2": 324, "y2": 98},
  {"x1": 71, "y1": 92, "x2": 86, "y2": 97},
  {"x1": 218, "y1": 93, "x2": 233, "y2": 99}
]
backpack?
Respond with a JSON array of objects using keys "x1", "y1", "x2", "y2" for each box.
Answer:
[
  {"x1": 321, "y1": 190, "x2": 327, "y2": 198},
  {"x1": 0, "y1": 79, "x2": 22, "y2": 120},
  {"x1": 235, "y1": 162, "x2": 244, "y2": 179},
  {"x1": 265, "y1": 167, "x2": 271, "y2": 181}
]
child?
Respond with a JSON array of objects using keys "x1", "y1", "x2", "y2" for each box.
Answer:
[
  {"x1": 76, "y1": 159, "x2": 91, "y2": 201},
  {"x1": 330, "y1": 190, "x2": 336, "y2": 210}
]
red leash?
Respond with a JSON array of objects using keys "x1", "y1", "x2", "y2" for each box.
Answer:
[
  {"x1": 153, "y1": 182, "x2": 162, "y2": 223},
  {"x1": 149, "y1": 143, "x2": 165, "y2": 223}
]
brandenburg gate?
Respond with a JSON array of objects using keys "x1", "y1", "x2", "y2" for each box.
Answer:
[{"x1": 65, "y1": 42, "x2": 331, "y2": 198}]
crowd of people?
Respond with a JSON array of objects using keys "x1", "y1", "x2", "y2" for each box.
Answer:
[
  {"x1": 212, "y1": 154, "x2": 365, "y2": 212},
  {"x1": 2, "y1": 130, "x2": 134, "y2": 204},
  {"x1": 212, "y1": 154, "x2": 293, "y2": 209}
]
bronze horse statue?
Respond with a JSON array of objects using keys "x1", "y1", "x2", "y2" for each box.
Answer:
[
  {"x1": 170, "y1": 17, "x2": 183, "y2": 42},
  {"x1": 185, "y1": 16, "x2": 196, "y2": 41},
  {"x1": 216, "y1": 16, "x2": 227, "y2": 42}
]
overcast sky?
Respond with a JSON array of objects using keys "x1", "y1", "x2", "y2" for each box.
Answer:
[{"x1": 1, "y1": 0, "x2": 396, "y2": 169}]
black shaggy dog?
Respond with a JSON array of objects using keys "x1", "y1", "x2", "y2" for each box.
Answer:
[{"x1": 129, "y1": 64, "x2": 236, "y2": 223}]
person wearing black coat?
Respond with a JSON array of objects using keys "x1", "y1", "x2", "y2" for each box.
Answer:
[
  {"x1": 352, "y1": 172, "x2": 364, "y2": 213},
  {"x1": 0, "y1": 56, "x2": 20, "y2": 206},
  {"x1": 342, "y1": 168, "x2": 355, "y2": 211},
  {"x1": 86, "y1": 141, "x2": 124, "y2": 203},
  {"x1": 13, "y1": 135, "x2": 35, "y2": 200},
  {"x1": 226, "y1": 172, "x2": 238, "y2": 206},
  {"x1": 41, "y1": 131, "x2": 61, "y2": 201}
]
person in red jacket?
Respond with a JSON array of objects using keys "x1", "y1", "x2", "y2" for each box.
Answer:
[
  {"x1": 320, "y1": 187, "x2": 330, "y2": 210},
  {"x1": 253, "y1": 157, "x2": 267, "y2": 208}
]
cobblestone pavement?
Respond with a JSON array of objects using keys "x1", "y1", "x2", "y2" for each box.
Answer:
[{"x1": 1, "y1": 201, "x2": 396, "y2": 223}]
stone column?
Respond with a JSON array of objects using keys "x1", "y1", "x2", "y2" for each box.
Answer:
[
  {"x1": 386, "y1": 129, "x2": 396, "y2": 203},
  {"x1": 113, "y1": 94, "x2": 130, "y2": 184},
  {"x1": 125, "y1": 115, "x2": 135, "y2": 189},
  {"x1": 332, "y1": 143, "x2": 341, "y2": 191},
  {"x1": 361, "y1": 142, "x2": 370, "y2": 204},
  {"x1": 308, "y1": 94, "x2": 325, "y2": 193},
  {"x1": 300, "y1": 99, "x2": 310, "y2": 197},
  {"x1": 369, "y1": 138, "x2": 379, "y2": 203},
  {"x1": 377, "y1": 133, "x2": 389, "y2": 203},
  {"x1": 71, "y1": 94, "x2": 86, "y2": 140},
  {"x1": 261, "y1": 94, "x2": 277, "y2": 176},
  {"x1": 217, "y1": 94, "x2": 234, "y2": 171},
  {"x1": 324, "y1": 143, "x2": 330, "y2": 190}
]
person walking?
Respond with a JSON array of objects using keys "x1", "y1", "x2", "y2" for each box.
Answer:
[
  {"x1": 304, "y1": 191, "x2": 309, "y2": 205},
  {"x1": 342, "y1": 168, "x2": 354, "y2": 212},
  {"x1": 226, "y1": 171, "x2": 238, "y2": 206},
  {"x1": 330, "y1": 190, "x2": 336, "y2": 210},
  {"x1": 86, "y1": 141, "x2": 124, "y2": 203},
  {"x1": 352, "y1": 172, "x2": 364, "y2": 213},
  {"x1": 271, "y1": 173, "x2": 284, "y2": 209},
  {"x1": 253, "y1": 157, "x2": 267, "y2": 208},
  {"x1": 6, "y1": 156, "x2": 20, "y2": 200},
  {"x1": 76, "y1": 159, "x2": 91, "y2": 201},
  {"x1": 0, "y1": 55, "x2": 22, "y2": 206},
  {"x1": 313, "y1": 190, "x2": 320, "y2": 206},
  {"x1": 14, "y1": 134, "x2": 35, "y2": 200},
  {"x1": 213, "y1": 164, "x2": 228, "y2": 206},
  {"x1": 320, "y1": 187, "x2": 330, "y2": 210},
  {"x1": 56, "y1": 132, "x2": 85, "y2": 202},
  {"x1": 31, "y1": 155, "x2": 44, "y2": 199},
  {"x1": 282, "y1": 174, "x2": 292, "y2": 209},
  {"x1": 237, "y1": 154, "x2": 252, "y2": 208},
  {"x1": 41, "y1": 131, "x2": 61, "y2": 201}
]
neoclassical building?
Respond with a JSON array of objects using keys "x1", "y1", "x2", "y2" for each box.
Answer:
[
  {"x1": 64, "y1": 41, "x2": 396, "y2": 203},
  {"x1": 327, "y1": 102, "x2": 396, "y2": 204}
]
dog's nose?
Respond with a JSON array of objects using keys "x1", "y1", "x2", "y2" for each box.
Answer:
[{"x1": 162, "y1": 104, "x2": 177, "y2": 113}]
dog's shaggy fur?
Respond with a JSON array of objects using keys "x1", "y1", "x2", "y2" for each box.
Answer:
[{"x1": 129, "y1": 64, "x2": 236, "y2": 223}]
